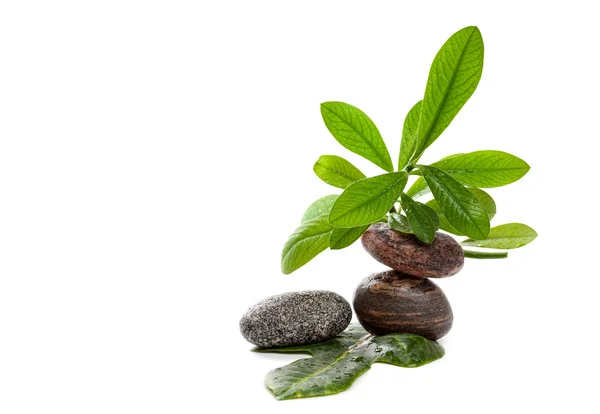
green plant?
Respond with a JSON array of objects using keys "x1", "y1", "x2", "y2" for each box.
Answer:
[
  {"x1": 255, "y1": 323, "x2": 443, "y2": 400},
  {"x1": 281, "y1": 26, "x2": 537, "y2": 275}
]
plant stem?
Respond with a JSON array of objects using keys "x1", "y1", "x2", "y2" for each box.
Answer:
[
  {"x1": 349, "y1": 334, "x2": 374, "y2": 351},
  {"x1": 463, "y1": 249, "x2": 508, "y2": 259}
]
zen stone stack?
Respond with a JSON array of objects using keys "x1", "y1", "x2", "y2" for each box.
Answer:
[{"x1": 353, "y1": 223, "x2": 460, "y2": 340}]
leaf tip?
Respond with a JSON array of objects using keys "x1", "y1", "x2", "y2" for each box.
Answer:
[
  {"x1": 312, "y1": 157, "x2": 322, "y2": 173},
  {"x1": 280, "y1": 251, "x2": 292, "y2": 275},
  {"x1": 320, "y1": 101, "x2": 334, "y2": 111},
  {"x1": 461, "y1": 26, "x2": 481, "y2": 37}
]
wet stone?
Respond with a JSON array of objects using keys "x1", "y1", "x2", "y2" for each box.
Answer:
[
  {"x1": 353, "y1": 270, "x2": 453, "y2": 340},
  {"x1": 361, "y1": 222, "x2": 464, "y2": 278}
]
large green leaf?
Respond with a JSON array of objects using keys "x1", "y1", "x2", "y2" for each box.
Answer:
[
  {"x1": 254, "y1": 323, "x2": 444, "y2": 400},
  {"x1": 321, "y1": 102, "x2": 393, "y2": 172},
  {"x1": 419, "y1": 165, "x2": 489, "y2": 239},
  {"x1": 281, "y1": 216, "x2": 332, "y2": 274},
  {"x1": 301, "y1": 195, "x2": 339, "y2": 223},
  {"x1": 430, "y1": 150, "x2": 530, "y2": 187},
  {"x1": 400, "y1": 193, "x2": 439, "y2": 244},
  {"x1": 425, "y1": 199, "x2": 462, "y2": 235},
  {"x1": 462, "y1": 223, "x2": 537, "y2": 249},
  {"x1": 329, "y1": 225, "x2": 369, "y2": 250},
  {"x1": 329, "y1": 172, "x2": 408, "y2": 228},
  {"x1": 426, "y1": 187, "x2": 496, "y2": 236},
  {"x1": 313, "y1": 155, "x2": 366, "y2": 189},
  {"x1": 413, "y1": 26, "x2": 484, "y2": 161},
  {"x1": 398, "y1": 101, "x2": 422, "y2": 170},
  {"x1": 407, "y1": 152, "x2": 527, "y2": 194}
]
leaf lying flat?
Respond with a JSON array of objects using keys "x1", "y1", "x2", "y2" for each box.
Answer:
[
  {"x1": 254, "y1": 323, "x2": 444, "y2": 400},
  {"x1": 430, "y1": 150, "x2": 530, "y2": 188},
  {"x1": 329, "y1": 172, "x2": 408, "y2": 228},
  {"x1": 321, "y1": 102, "x2": 394, "y2": 172},
  {"x1": 301, "y1": 195, "x2": 339, "y2": 223},
  {"x1": 413, "y1": 26, "x2": 484, "y2": 161},
  {"x1": 461, "y1": 223, "x2": 537, "y2": 249},
  {"x1": 419, "y1": 165, "x2": 489, "y2": 239},
  {"x1": 313, "y1": 155, "x2": 366, "y2": 189},
  {"x1": 281, "y1": 216, "x2": 332, "y2": 274}
]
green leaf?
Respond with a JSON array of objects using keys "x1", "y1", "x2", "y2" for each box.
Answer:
[
  {"x1": 398, "y1": 101, "x2": 422, "y2": 170},
  {"x1": 281, "y1": 216, "x2": 332, "y2": 274},
  {"x1": 330, "y1": 225, "x2": 369, "y2": 250},
  {"x1": 430, "y1": 150, "x2": 530, "y2": 188},
  {"x1": 462, "y1": 223, "x2": 537, "y2": 249},
  {"x1": 406, "y1": 177, "x2": 430, "y2": 199},
  {"x1": 321, "y1": 102, "x2": 393, "y2": 172},
  {"x1": 301, "y1": 195, "x2": 339, "y2": 223},
  {"x1": 388, "y1": 212, "x2": 413, "y2": 234},
  {"x1": 413, "y1": 26, "x2": 484, "y2": 161},
  {"x1": 400, "y1": 193, "x2": 439, "y2": 244},
  {"x1": 419, "y1": 165, "x2": 490, "y2": 239},
  {"x1": 408, "y1": 151, "x2": 528, "y2": 195},
  {"x1": 467, "y1": 187, "x2": 496, "y2": 220},
  {"x1": 254, "y1": 323, "x2": 444, "y2": 400},
  {"x1": 329, "y1": 172, "x2": 408, "y2": 228},
  {"x1": 313, "y1": 155, "x2": 366, "y2": 189},
  {"x1": 425, "y1": 199, "x2": 463, "y2": 236},
  {"x1": 406, "y1": 154, "x2": 467, "y2": 199},
  {"x1": 426, "y1": 187, "x2": 496, "y2": 236}
]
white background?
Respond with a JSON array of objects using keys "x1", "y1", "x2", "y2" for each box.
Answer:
[{"x1": 1, "y1": 1, "x2": 599, "y2": 413}]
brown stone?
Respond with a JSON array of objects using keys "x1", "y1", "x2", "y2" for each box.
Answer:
[
  {"x1": 353, "y1": 270, "x2": 453, "y2": 340},
  {"x1": 361, "y1": 222, "x2": 464, "y2": 278}
]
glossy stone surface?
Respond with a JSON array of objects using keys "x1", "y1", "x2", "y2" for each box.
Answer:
[
  {"x1": 361, "y1": 222, "x2": 464, "y2": 278},
  {"x1": 240, "y1": 290, "x2": 352, "y2": 348},
  {"x1": 353, "y1": 270, "x2": 453, "y2": 340}
]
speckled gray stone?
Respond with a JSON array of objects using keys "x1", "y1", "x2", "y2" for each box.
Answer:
[{"x1": 240, "y1": 290, "x2": 352, "y2": 348}]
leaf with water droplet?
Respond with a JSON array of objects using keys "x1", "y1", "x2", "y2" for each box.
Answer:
[{"x1": 252, "y1": 323, "x2": 444, "y2": 400}]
